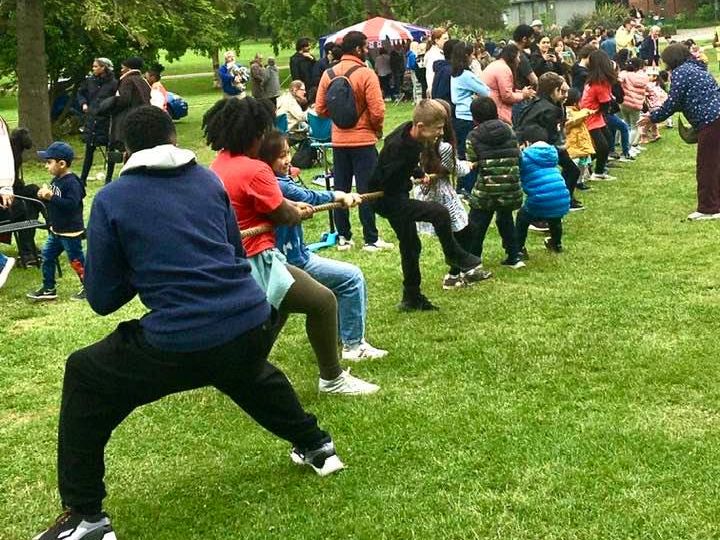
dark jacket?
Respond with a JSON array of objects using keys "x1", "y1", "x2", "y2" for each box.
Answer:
[
  {"x1": 47, "y1": 172, "x2": 85, "y2": 234},
  {"x1": 639, "y1": 36, "x2": 660, "y2": 66},
  {"x1": 290, "y1": 52, "x2": 316, "y2": 90},
  {"x1": 609, "y1": 82, "x2": 624, "y2": 115},
  {"x1": 571, "y1": 63, "x2": 588, "y2": 94},
  {"x1": 466, "y1": 120, "x2": 523, "y2": 211},
  {"x1": 530, "y1": 51, "x2": 563, "y2": 78},
  {"x1": 516, "y1": 96, "x2": 564, "y2": 146},
  {"x1": 110, "y1": 70, "x2": 151, "y2": 145},
  {"x1": 368, "y1": 121, "x2": 423, "y2": 197},
  {"x1": 77, "y1": 72, "x2": 118, "y2": 146},
  {"x1": 85, "y1": 146, "x2": 269, "y2": 352},
  {"x1": 431, "y1": 59, "x2": 452, "y2": 102}
]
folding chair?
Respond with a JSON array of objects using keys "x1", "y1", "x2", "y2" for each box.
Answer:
[{"x1": 306, "y1": 112, "x2": 338, "y2": 252}]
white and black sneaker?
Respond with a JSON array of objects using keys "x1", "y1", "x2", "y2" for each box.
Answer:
[
  {"x1": 33, "y1": 510, "x2": 116, "y2": 540},
  {"x1": 27, "y1": 286, "x2": 58, "y2": 301},
  {"x1": 290, "y1": 439, "x2": 345, "y2": 477}
]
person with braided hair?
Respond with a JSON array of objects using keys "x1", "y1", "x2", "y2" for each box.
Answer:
[{"x1": 204, "y1": 97, "x2": 380, "y2": 395}]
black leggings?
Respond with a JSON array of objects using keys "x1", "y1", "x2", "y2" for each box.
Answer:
[
  {"x1": 276, "y1": 265, "x2": 342, "y2": 380},
  {"x1": 589, "y1": 127, "x2": 611, "y2": 175}
]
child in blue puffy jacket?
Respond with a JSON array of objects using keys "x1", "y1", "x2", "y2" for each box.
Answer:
[{"x1": 516, "y1": 125, "x2": 570, "y2": 254}]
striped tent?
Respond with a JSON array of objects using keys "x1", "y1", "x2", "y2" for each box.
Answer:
[{"x1": 320, "y1": 17, "x2": 430, "y2": 49}]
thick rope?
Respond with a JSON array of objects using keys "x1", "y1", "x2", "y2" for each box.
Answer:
[{"x1": 240, "y1": 190, "x2": 384, "y2": 238}]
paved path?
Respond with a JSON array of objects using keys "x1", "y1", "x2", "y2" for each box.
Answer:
[{"x1": 674, "y1": 26, "x2": 716, "y2": 41}]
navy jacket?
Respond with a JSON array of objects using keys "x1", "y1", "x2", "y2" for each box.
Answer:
[
  {"x1": 85, "y1": 147, "x2": 269, "y2": 352},
  {"x1": 431, "y1": 59, "x2": 452, "y2": 102},
  {"x1": 650, "y1": 59, "x2": 720, "y2": 130},
  {"x1": 47, "y1": 172, "x2": 85, "y2": 234}
]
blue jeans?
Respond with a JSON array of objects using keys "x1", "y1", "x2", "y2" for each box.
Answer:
[
  {"x1": 332, "y1": 146, "x2": 379, "y2": 244},
  {"x1": 0, "y1": 252, "x2": 7, "y2": 267},
  {"x1": 453, "y1": 117, "x2": 477, "y2": 193},
  {"x1": 606, "y1": 113, "x2": 630, "y2": 156},
  {"x1": 42, "y1": 233, "x2": 85, "y2": 289},
  {"x1": 300, "y1": 253, "x2": 366, "y2": 346}
]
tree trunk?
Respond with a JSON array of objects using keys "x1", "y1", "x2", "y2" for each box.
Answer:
[
  {"x1": 16, "y1": 0, "x2": 52, "y2": 158},
  {"x1": 211, "y1": 50, "x2": 220, "y2": 88}
]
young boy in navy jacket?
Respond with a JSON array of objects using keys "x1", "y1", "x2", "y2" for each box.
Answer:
[{"x1": 27, "y1": 142, "x2": 86, "y2": 301}]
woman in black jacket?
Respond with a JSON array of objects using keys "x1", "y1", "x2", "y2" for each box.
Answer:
[
  {"x1": 106, "y1": 57, "x2": 151, "y2": 183},
  {"x1": 77, "y1": 58, "x2": 117, "y2": 186}
]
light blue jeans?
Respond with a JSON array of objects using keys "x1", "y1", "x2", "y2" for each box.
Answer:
[{"x1": 300, "y1": 253, "x2": 366, "y2": 346}]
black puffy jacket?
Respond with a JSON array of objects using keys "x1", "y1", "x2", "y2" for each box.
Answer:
[{"x1": 77, "y1": 72, "x2": 118, "y2": 146}]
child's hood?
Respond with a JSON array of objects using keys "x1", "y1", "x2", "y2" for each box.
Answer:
[
  {"x1": 522, "y1": 141, "x2": 558, "y2": 168},
  {"x1": 473, "y1": 119, "x2": 516, "y2": 147},
  {"x1": 120, "y1": 144, "x2": 196, "y2": 174}
]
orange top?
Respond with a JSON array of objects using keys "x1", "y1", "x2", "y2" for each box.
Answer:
[{"x1": 315, "y1": 55, "x2": 385, "y2": 148}]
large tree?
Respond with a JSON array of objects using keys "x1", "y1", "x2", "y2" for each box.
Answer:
[{"x1": 15, "y1": 0, "x2": 52, "y2": 150}]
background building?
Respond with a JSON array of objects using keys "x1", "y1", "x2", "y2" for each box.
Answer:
[{"x1": 505, "y1": 0, "x2": 596, "y2": 27}]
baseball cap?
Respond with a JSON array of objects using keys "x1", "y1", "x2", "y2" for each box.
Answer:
[
  {"x1": 37, "y1": 141, "x2": 74, "y2": 162},
  {"x1": 531, "y1": 19, "x2": 543, "y2": 27}
]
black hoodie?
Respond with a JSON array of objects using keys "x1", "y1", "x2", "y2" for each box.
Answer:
[{"x1": 465, "y1": 119, "x2": 523, "y2": 211}]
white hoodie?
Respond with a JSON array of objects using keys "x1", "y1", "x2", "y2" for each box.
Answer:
[{"x1": 120, "y1": 144, "x2": 196, "y2": 175}]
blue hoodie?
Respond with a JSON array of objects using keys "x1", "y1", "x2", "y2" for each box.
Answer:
[
  {"x1": 519, "y1": 142, "x2": 570, "y2": 218},
  {"x1": 275, "y1": 176, "x2": 334, "y2": 267},
  {"x1": 431, "y1": 59, "x2": 452, "y2": 102},
  {"x1": 85, "y1": 144, "x2": 269, "y2": 352}
]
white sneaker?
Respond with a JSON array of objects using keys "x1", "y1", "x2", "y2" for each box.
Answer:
[
  {"x1": 589, "y1": 173, "x2": 616, "y2": 181},
  {"x1": 629, "y1": 148, "x2": 641, "y2": 157},
  {"x1": 318, "y1": 369, "x2": 380, "y2": 395},
  {"x1": 342, "y1": 340, "x2": 388, "y2": 361},
  {"x1": 362, "y1": 238, "x2": 394, "y2": 252},
  {"x1": 337, "y1": 236, "x2": 355, "y2": 251},
  {"x1": 687, "y1": 211, "x2": 720, "y2": 221},
  {"x1": 0, "y1": 256, "x2": 15, "y2": 288},
  {"x1": 290, "y1": 440, "x2": 345, "y2": 477}
]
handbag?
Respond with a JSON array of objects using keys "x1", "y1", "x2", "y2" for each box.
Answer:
[{"x1": 678, "y1": 116, "x2": 698, "y2": 144}]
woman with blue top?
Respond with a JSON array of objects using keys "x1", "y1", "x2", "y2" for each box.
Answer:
[
  {"x1": 639, "y1": 43, "x2": 720, "y2": 220},
  {"x1": 449, "y1": 41, "x2": 490, "y2": 193},
  {"x1": 258, "y1": 130, "x2": 388, "y2": 361}
]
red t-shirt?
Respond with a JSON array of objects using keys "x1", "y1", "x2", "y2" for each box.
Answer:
[
  {"x1": 579, "y1": 81, "x2": 612, "y2": 131},
  {"x1": 210, "y1": 151, "x2": 283, "y2": 257}
]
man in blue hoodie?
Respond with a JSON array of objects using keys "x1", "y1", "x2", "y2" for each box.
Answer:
[{"x1": 33, "y1": 106, "x2": 342, "y2": 540}]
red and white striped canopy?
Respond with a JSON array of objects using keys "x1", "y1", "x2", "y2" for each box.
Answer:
[{"x1": 323, "y1": 17, "x2": 427, "y2": 48}]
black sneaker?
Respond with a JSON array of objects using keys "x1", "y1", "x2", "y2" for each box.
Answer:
[
  {"x1": 569, "y1": 199, "x2": 585, "y2": 212},
  {"x1": 608, "y1": 152, "x2": 621, "y2": 160},
  {"x1": 290, "y1": 438, "x2": 345, "y2": 477},
  {"x1": 576, "y1": 181, "x2": 592, "y2": 191},
  {"x1": 461, "y1": 267, "x2": 493, "y2": 284},
  {"x1": 27, "y1": 286, "x2": 58, "y2": 301},
  {"x1": 33, "y1": 510, "x2": 115, "y2": 540},
  {"x1": 72, "y1": 287, "x2": 87, "y2": 301},
  {"x1": 501, "y1": 257, "x2": 526, "y2": 269},
  {"x1": 544, "y1": 237, "x2": 563, "y2": 253},
  {"x1": 397, "y1": 294, "x2": 439, "y2": 312}
]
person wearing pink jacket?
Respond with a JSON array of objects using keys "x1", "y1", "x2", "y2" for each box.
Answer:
[
  {"x1": 618, "y1": 57, "x2": 648, "y2": 151},
  {"x1": 481, "y1": 44, "x2": 535, "y2": 124}
]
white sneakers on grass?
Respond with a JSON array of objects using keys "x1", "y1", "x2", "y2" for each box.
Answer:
[
  {"x1": 687, "y1": 211, "x2": 720, "y2": 221},
  {"x1": 337, "y1": 235, "x2": 394, "y2": 252},
  {"x1": 318, "y1": 369, "x2": 380, "y2": 395},
  {"x1": 342, "y1": 340, "x2": 388, "y2": 361}
]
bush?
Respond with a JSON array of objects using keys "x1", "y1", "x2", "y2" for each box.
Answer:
[
  {"x1": 584, "y1": 3, "x2": 629, "y2": 32},
  {"x1": 565, "y1": 13, "x2": 589, "y2": 33}
]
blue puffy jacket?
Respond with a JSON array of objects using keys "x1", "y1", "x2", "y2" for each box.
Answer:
[{"x1": 519, "y1": 142, "x2": 570, "y2": 218}]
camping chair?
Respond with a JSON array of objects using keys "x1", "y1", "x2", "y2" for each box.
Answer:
[
  {"x1": 275, "y1": 113, "x2": 289, "y2": 134},
  {"x1": 0, "y1": 194, "x2": 61, "y2": 275},
  {"x1": 306, "y1": 112, "x2": 338, "y2": 252}
]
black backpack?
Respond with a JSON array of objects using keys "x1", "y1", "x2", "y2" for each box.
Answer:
[{"x1": 324, "y1": 65, "x2": 365, "y2": 129}]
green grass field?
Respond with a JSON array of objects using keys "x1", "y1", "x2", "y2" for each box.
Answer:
[{"x1": 2, "y1": 50, "x2": 720, "y2": 540}]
